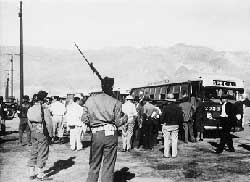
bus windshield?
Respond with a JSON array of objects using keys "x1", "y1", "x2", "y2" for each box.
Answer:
[{"x1": 203, "y1": 87, "x2": 244, "y2": 101}]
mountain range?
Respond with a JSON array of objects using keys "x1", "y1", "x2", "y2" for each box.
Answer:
[{"x1": 0, "y1": 43, "x2": 250, "y2": 98}]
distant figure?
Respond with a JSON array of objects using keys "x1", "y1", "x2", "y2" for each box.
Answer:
[
  {"x1": 142, "y1": 96, "x2": 159, "y2": 150},
  {"x1": 17, "y1": 95, "x2": 31, "y2": 146},
  {"x1": 216, "y1": 98, "x2": 236, "y2": 153},
  {"x1": 179, "y1": 97, "x2": 196, "y2": 143},
  {"x1": 27, "y1": 91, "x2": 50, "y2": 180},
  {"x1": 83, "y1": 77, "x2": 127, "y2": 182},
  {"x1": 195, "y1": 97, "x2": 206, "y2": 141},
  {"x1": 121, "y1": 95, "x2": 137, "y2": 152},
  {"x1": 133, "y1": 100, "x2": 144, "y2": 150},
  {"x1": 49, "y1": 96, "x2": 66, "y2": 143},
  {"x1": 65, "y1": 96, "x2": 84, "y2": 151},
  {"x1": 151, "y1": 105, "x2": 162, "y2": 146},
  {"x1": 161, "y1": 94, "x2": 182, "y2": 158}
]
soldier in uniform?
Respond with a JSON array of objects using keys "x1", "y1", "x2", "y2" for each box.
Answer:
[
  {"x1": 83, "y1": 77, "x2": 127, "y2": 182},
  {"x1": 17, "y1": 95, "x2": 31, "y2": 145},
  {"x1": 27, "y1": 91, "x2": 50, "y2": 180}
]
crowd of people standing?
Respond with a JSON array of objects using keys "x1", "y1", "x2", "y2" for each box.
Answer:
[{"x1": 8, "y1": 83, "x2": 243, "y2": 181}]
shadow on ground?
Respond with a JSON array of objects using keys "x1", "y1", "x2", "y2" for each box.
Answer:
[
  {"x1": 0, "y1": 130, "x2": 18, "y2": 136},
  {"x1": 44, "y1": 157, "x2": 76, "y2": 177},
  {"x1": 238, "y1": 144, "x2": 250, "y2": 151},
  {"x1": 114, "y1": 167, "x2": 135, "y2": 182}
]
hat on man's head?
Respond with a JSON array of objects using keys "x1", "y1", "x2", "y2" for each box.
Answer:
[
  {"x1": 125, "y1": 95, "x2": 134, "y2": 100},
  {"x1": 101, "y1": 77, "x2": 114, "y2": 87},
  {"x1": 37, "y1": 90, "x2": 48, "y2": 101}
]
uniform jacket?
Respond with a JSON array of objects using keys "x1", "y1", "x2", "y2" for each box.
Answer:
[{"x1": 83, "y1": 93, "x2": 123, "y2": 127}]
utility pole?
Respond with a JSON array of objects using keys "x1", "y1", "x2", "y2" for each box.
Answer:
[
  {"x1": 4, "y1": 53, "x2": 19, "y2": 98},
  {"x1": 19, "y1": 1, "x2": 24, "y2": 104}
]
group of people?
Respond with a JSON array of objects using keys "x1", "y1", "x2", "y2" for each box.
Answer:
[{"x1": 4, "y1": 76, "x2": 243, "y2": 182}]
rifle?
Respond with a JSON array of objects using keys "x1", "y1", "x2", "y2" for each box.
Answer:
[{"x1": 74, "y1": 42, "x2": 103, "y2": 81}]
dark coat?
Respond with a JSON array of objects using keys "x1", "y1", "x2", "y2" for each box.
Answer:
[{"x1": 160, "y1": 103, "x2": 183, "y2": 125}]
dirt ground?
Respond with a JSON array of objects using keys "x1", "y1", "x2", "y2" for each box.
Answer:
[{"x1": 1, "y1": 118, "x2": 250, "y2": 182}]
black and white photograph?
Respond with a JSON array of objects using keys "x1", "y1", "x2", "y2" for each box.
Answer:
[{"x1": 1, "y1": 0, "x2": 250, "y2": 181}]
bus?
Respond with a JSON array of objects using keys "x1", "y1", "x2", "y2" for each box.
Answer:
[{"x1": 130, "y1": 75, "x2": 245, "y2": 131}]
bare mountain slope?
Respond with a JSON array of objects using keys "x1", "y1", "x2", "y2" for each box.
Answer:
[{"x1": 0, "y1": 44, "x2": 249, "y2": 97}]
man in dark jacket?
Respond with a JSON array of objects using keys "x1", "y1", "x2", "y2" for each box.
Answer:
[
  {"x1": 216, "y1": 98, "x2": 236, "y2": 153},
  {"x1": 161, "y1": 94, "x2": 183, "y2": 158}
]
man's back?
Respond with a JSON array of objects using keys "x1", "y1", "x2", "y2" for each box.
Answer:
[
  {"x1": 179, "y1": 101, "x2": 193, "y2": 122},
  {"x1": 85, "y1": 93, "x2": 122, "y2": 127},
  {"x1": 50, "y1": 101, "x2": 65, "y2": 116},
  {"x1": 122, "y1": 101, "x2": 137, "y2": 122}
]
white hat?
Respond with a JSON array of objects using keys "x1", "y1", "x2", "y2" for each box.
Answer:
[{"x1": 125, "y1": 95, "x2": 134, "y2": 100}]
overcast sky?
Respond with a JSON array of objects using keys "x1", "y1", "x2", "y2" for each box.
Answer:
[{"x1": 1, "y1": 0, "x2": 250, "y2": 51}]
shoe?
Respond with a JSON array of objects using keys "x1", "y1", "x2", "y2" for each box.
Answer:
[
  {"x1": 163, "y1": 155, "x2": 170, "y2": 158},
  {"x1": 228, "y1": 148, "x2": 235, "y2": 152},
  {"x1": 199, "y1": 139, "x2": 203, "y2": 141},
  {"x1": 29, "y1": 175, "x2": 36, "y2": 180},
  {"x1": 121, "y1": 149, "x2": 126, "y2": 152},
  {"x1": 127, "y1": 149, "x2": 131, "y2": 152}
]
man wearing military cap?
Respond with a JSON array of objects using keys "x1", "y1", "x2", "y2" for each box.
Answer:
[
  {"x1": 17, "y1": 95, "x2": 31, "y2": 145},
  {"x1": 27, "y1": 90, "x2": 50, "y2": 180},
  {"x1": 84, "y1": 76, "x2": 127, "y2": 182}
]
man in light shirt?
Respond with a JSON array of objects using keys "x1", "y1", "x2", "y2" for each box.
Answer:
[
  {"x1": 49, "y1": 96, "x2": 66, "y2": 143},
  {"x1": 65, "y1": 97, "x2": 85, "y2": 151},
  {"x1": 122, "y1": 95, "x2": 138, "y2": 152}
]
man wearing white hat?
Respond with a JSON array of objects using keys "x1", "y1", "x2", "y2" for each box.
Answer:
[{"x1": 122, "y1": 95, "x2": 138, "y2": 152}]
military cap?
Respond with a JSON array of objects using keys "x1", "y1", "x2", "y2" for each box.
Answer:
[{"x1": 101, "y1": 77, "x2": 114, "y2": 87}]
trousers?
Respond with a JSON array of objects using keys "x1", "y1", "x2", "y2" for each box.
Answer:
[
  {"x1": 28, "y1": 129, "x2": 49, "y2": 168},
  {"x1": 142, "y1": 118, "x2": 154, "y2": 149},
  {"x1": 52, "y1": 115, "x2": 64, "y2": 138},
  {"x1": 19, "y1": 118, "x2": 31, "y2": 143},
  {"x1": 69, "y1": 125, "x2": 82, "y2": 150},
  {"x1": 86, "y1": 130, "x2": 118, "y2": 182},
  {"x1": 183, "y1": 121, "x2": 195, "y2": 143},
  {"x1": 162, "y1": 125, "x2": 179, "y2": 157}
]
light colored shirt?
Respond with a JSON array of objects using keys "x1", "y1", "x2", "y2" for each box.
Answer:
[
  {"x1": 122, "y1": 101, "x2": 137, "y2": 123},
  {"x1": 65, "y1": 102, "x2": 84, "y2": 126},
  {"x1": 49, "y1": 101, "x2": 66, "y2": 116},
  {"x1": 84, "y1": 93, "x2": 123, "y2": 127}
]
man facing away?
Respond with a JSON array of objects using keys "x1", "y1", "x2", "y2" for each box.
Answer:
[
  {"x1": 121, "y1": 95, "x2": 137, "y2": 152},
  {"x1": 179, "y1": 96, "x2": 196, "y2": 143},
  {"x1": 161, "y1": 94, "x2": 182, "y2": 158},
  {"x1": 142, "y1": 96, "x2": 159, "y2": 150},
  {"x1": 65, "y1": 96, "x2": 84, "y2": 151},
  {"x1": 17, "y1": 95, "x2": 31, "y2": 146},
  {"x1": 49, "y1": 96, "x2": 66, "y2": 143},
  {"x1": 83, "y1": 77, "x2": 127, "y2": 182}
]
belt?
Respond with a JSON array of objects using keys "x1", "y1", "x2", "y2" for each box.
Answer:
[{"x1": 91, "y1": 124, "x2": 116, "y2": 133}]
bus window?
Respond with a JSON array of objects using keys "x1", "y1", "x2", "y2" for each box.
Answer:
[
  {"x1": 155, "y1": 87, "x2": 161, "y2": 100},
  {"x1": 181, "y1": 84, "x2": 189, "y2": 98}
]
